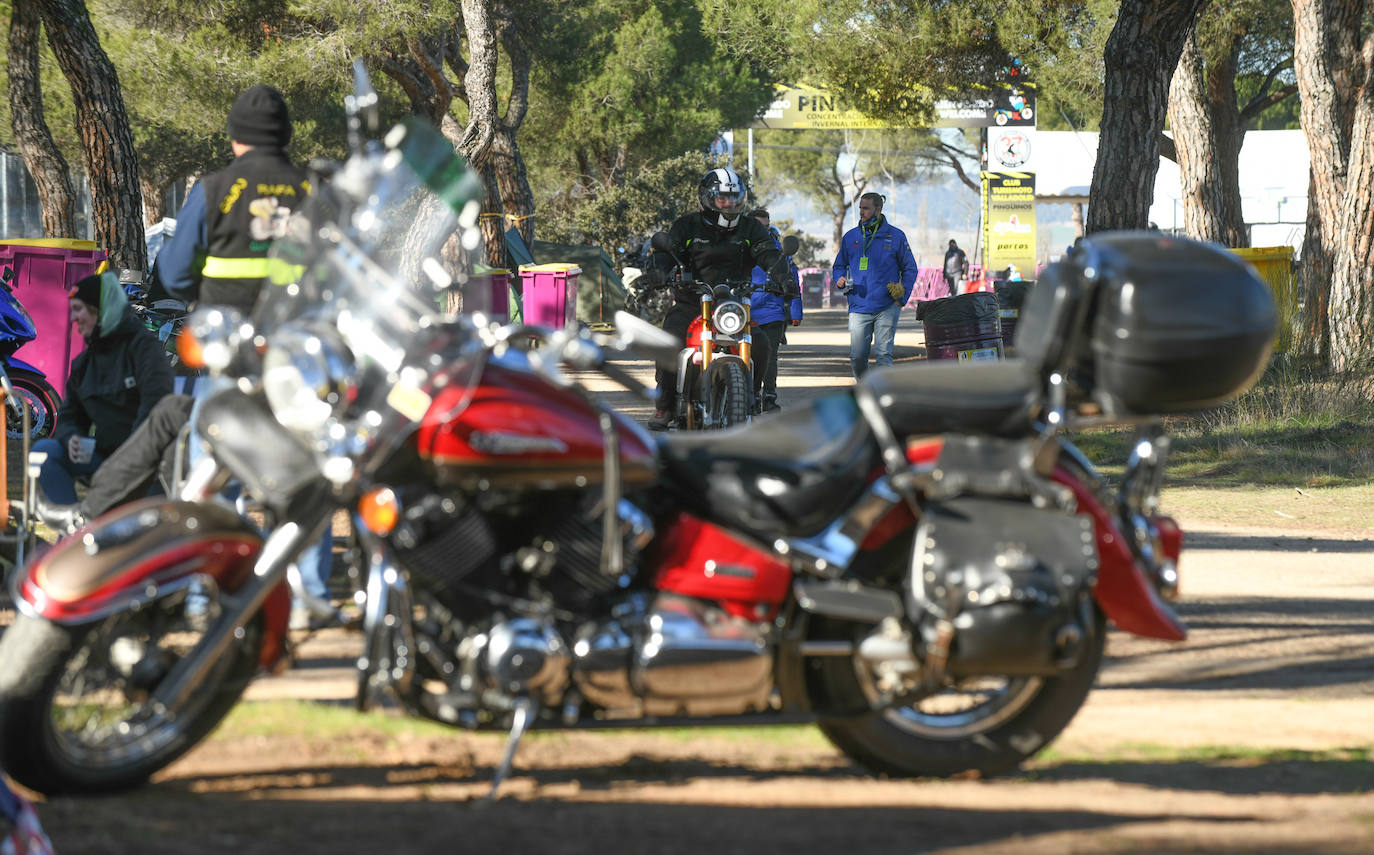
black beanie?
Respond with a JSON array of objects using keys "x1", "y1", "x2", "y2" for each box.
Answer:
[
  {"x1": 227, "y1": 84, "x2": 292, "y2": 148},
  {"x1": 71, "y1": 273, "x2": 102, "y2": 310}
]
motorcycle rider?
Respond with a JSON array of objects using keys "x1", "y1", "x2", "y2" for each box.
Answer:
[{"x1": 645, "y1": 167, "x2": 787, "y2": 430}]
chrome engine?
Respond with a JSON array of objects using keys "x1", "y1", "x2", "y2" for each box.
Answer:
[
  {"x1": 571, "y1": 592, "x2": 774, "y2": 717},
  {"x1": 385, "y1": 592, "x2": 775, "y2": 725},
  {"x1": 364, "y1": 494, "x2": 776, "y2": 724}
]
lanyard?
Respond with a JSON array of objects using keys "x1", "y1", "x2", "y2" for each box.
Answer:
[{"x1": 859, "y1": 217, "x2": 881, "y2": 261}]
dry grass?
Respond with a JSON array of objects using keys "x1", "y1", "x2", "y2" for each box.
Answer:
[{"x1": 1070, "y1": 356, "x2": 1374, "y2": 489}]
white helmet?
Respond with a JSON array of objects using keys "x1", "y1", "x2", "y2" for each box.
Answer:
[{"x1": 698, "y1": 167, "x2": 749, "y2": 228}]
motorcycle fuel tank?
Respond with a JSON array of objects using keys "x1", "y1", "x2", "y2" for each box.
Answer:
[{"x1": 417, "y1": 355, "x2": 657, "y2": 489}]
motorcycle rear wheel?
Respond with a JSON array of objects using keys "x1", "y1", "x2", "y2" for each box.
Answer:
[
  {"x1": 5, "y1": 369, "x2": 59, "y2": 441},
  {"x1": 707, "y1": 361, "x2": 751, "y2": 429},
  {"x1": 811, "y1": 608, "x2": 1106, "y2": 779},
  {"x1": 0, "y1": 603, "x2": 263, "y2": 795}
]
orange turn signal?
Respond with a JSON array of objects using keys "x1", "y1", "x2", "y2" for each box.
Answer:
[
  {"x1": 358, "y1": 487, "x2": 400, "y2": 536},
  {"x1": 177, "y1": 329, "x2": 206, "y2": 369}
]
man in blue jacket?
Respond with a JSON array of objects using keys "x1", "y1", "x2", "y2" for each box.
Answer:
[
  {"x1": 749, "y1": 209, "x2": 802, "y2": 413},
  {"x1": 832, "y1": 193, "x2": 918, "y2": 378}
]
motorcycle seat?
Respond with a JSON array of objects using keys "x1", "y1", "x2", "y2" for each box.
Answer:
[
  {"x1": 860, "y1": 359, "x2": 1040, "y2": 438},
  {"x1": 656, "y1": 393, "x2": 882, "y2": 539}
]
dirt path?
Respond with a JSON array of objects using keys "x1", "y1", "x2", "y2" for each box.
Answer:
[
  {"x1": 26, "y1": 309, "x2": 1374, "y2": 853},
  {"x1": 33, "y1": 515, "x2": 1373, "y2": 855}
]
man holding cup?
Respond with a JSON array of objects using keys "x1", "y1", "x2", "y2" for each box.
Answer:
[{"x1": 32, "y1": 271, "x2": 173, "y2": 505}]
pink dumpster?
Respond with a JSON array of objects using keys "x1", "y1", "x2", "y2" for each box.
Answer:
[
  {"x1": 0, "y1": 239, "x2": 107, "y2": 392},
  {"x1": 518, "y1": 263, "x2": 580, "y2": 329},
  {"x1": 486, "y1": 268, "x2": 512, "y2": 320},
  {"x1": 461, "y1": 267, "x2": 512, "y2": 319}
]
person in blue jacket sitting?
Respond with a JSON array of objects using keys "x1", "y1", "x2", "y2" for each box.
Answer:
[
  {"x1": 832, "y1": 192, "x2": 918, "y2": 379},
  {"x1": 748, "y1": 209, "x2": 802, "y2": 413}
]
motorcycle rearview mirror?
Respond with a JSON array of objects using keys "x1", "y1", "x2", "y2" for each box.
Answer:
[
  {"x1": 613, "y1": 310, "x2": 681, "y2": 371},
  {"x1": 649, "y1": 231, "x2": 686, "y2": 267},
  {"x1": 781, "y1": 234, "x2": 800, "y2": 256},
  {"x1": 649, "y1": 230, "x2": 692, "y2": 284}
]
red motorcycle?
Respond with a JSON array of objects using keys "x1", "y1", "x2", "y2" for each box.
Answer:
[
  {"x1": 0, "y1": 69, "x2": 1279, "y2": 798},
  {"x1": 649, "y1": 230, "x2": 798, "y2": 430}
]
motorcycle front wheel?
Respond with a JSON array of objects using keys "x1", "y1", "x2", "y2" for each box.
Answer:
[
  {"x1": 810, "y1": 608, "x2": 1106, "y2": 779},
  {"x1": 0, "y1": 601, "x2": 264, "y2": 795},
  {"x1": 707, "y1": 361, "x2": 751, "y2": 428},
  {"x1": 5, "y1": 368, "x2": 59, "y2": 441}
]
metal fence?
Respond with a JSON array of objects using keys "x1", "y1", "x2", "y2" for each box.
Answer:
[
  {"x1": 0, "y1": 150, "x2": 97, "y2": 239},
  {"x1": 0, "y1": 150, "x2": 188, "y2": 241}
]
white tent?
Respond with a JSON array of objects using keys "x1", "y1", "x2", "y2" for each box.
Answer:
[{"x1": 1031, "y1": 129, "x2": 1310, "y2": 250}]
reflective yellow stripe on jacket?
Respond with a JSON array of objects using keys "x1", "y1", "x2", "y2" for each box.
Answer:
[{"x1": 202, "y1": 255, "x2": 305, "y2": 285}]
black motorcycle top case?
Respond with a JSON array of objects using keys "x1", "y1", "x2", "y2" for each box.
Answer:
[{"x1": 1085, "y1": 232, "x2": 1278, "y2": 416}]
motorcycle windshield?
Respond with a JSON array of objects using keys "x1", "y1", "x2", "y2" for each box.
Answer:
[{"x1": 252, "y1": 116, "x2": 490, "y2": 475}]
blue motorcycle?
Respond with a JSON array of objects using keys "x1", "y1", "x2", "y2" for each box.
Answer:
[{"x1": 0, "y1": 268, "x2": 60, "y2": 441}]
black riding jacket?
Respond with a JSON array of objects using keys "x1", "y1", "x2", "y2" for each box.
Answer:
[
  {"x1": 197, "y1": 148, "x2": 312, "y2": 313},
  {"x1": 650, "y1": 213, "x2": 786, "y2": 306}
]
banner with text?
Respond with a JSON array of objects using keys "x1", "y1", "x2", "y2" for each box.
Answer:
[
  {"x1": 982, "y1": 171, "x2": 1038, "y2": 276},
  {"x1": 751, "y1": 84, "x2": 895, "y2": 130},
  {"x1": 750, "y1": 84, "x2": 1037, "y2": 130}
]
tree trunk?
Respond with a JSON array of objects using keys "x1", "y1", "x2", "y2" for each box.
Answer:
[
  {"x1": 7, "y1": 3, "x2": 75, "y2": 238},
  {"x1": 488, "y1": 128, "x2": 533, "y2": 263},
  {"x1": 35, "y1": 0, "x2": 145, "y2": 270},
  {"x1": 1167, "y1": 32, "x2": 1249, "y2": 246},
  {"x1": 487, "y1": 14, "x2": 535, "y2": 253},
  {"x1": 477, "y1": 167, "x2": 506, "y2": 270},
  {"x1": 1291, "y1": 0, "x2": 1367, "y2": 362},
  {"x1": 140, "y1": 177, "x2": 165, "y2": 226},
  {"x1": 1327, "y1": 32, "x2": 1374, "y2": 371},
  {"x1": 1086, "y1": 0, "x2": 1211, "y2": 235},
  {"x1": 1295, "y1": 175, "x2": 1329, "y2": 361}
]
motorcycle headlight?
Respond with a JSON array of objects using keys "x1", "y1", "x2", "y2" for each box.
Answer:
[
  {"x1": 262, "y1": 325, "x2": 356, "y2": 434},
  {"x1": 712, "y1": 301, "x2": 748, "y2": 337}
]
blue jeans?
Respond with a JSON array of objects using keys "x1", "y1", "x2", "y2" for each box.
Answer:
[
  {"x1": 295, "y1": 521, "x2": 335, "y2": 602},
  {"x1": 848, "y1": 303, "x2": 902, "y2": 379},
  {"x1": 34, "y1": 437, "x2": 104, "y2": 504}
]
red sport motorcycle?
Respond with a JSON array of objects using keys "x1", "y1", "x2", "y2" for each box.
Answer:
[{"x1": 0, "y1": 67, "x2": 1278, "y2": 798}]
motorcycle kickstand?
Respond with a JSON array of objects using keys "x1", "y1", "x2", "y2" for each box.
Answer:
[{"x1": 484, "y1": 697, "x2": 536, "y2": 803}]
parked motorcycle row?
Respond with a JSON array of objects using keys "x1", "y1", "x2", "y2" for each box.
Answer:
[{"x1": 0, "y1": 65, "x2": 1279, "y2": 805}]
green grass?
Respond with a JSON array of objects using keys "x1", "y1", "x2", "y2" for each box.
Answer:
[
  {"x1": 1023, "y1": 744, "x2": 1374, "y2": 792},
  {"x1": 216, "y1": 700, "x2": 826, "y2": 747},
  {"x1": 1032, "y1": 743, "x2": 1374, "y2": 766},
  {"x1": 1067, "y1": 355, "x2": 1374, "y2": 490},
  {"x1": 219, "y1": 700, "x2": 456, "y2": 741}
]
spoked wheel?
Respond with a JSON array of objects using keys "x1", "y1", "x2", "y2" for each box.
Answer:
[
  {"x1": 707, "y1": 361, "x2": 751, "y2": 429},
  {"x1": 811, "y1": 608, "x2": 1106, "y2": 779},
  {"x1": 0, "y1": 594, "x2": 264, "y2": 795},
  {"x1": 5, "y1": 369, "x2": 59, "y2": 441}
]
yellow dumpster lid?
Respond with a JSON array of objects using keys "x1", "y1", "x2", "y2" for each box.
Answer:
[
  {"x1": 0, "y1": 238, "x2": 102, "y2": 250},
  {"x1": 1231, "y1": 246, "x2": 1294, "y2": 261},
  {"x1": 519, "y1": 263, "x2": 582, "y2": 274}
]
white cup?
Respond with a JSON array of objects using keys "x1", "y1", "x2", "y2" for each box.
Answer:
[{"x1": 71, "y1": 436, "x2": 96, "y2": 465}]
